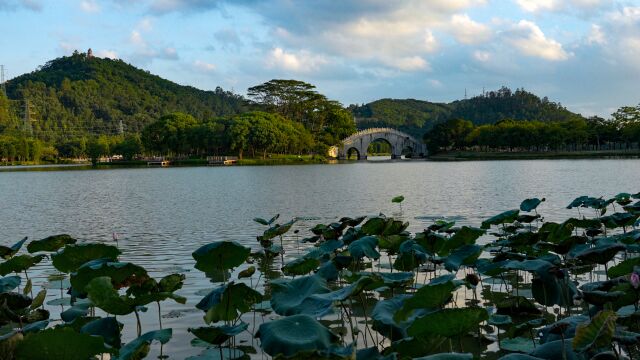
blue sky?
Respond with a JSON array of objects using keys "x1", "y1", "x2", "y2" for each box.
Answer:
[{"x1": 1, "y1": 0, "x2": 639, "y2": 117}]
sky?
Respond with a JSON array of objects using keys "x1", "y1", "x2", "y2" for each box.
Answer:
[{"x1": 1, "y1": 0, "x2": 639, "y2": 117}]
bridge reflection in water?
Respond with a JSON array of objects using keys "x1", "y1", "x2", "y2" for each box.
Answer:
[{"x1": 330, "y1": 128, "x2": 427, "y2": 160}]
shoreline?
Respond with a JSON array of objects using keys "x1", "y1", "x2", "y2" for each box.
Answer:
[{"x1": 427, "y1": 150, "x2": 640, "y2": 161}]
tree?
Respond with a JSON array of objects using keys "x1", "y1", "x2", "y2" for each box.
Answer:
[
  {"x1": 113, "y1": 134, "x2": 143, "y2": 160},
  {"x1": 86, "y1": 136, "x2": 110, "y2": 165}
]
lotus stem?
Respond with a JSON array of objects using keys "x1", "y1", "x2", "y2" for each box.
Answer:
[
  {"x1": 134, "y1": 309, "x2": 142, "y2": 337},
  {"x1": 157, "y1": 301, "x2": 162, "y2": 329}
]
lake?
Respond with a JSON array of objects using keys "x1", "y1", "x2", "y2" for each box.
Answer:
[{"x1": 0, "y1": 158, "x2": 638, "y2": 358}]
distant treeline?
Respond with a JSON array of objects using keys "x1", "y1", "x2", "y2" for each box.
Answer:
[{"x1": 424, "y1": 105, "x2": 640, "y2": 154}]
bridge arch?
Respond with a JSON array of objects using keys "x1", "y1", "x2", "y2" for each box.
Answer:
[{"x1": 335, "y1": 128, "x2": 427, "y2": 160}]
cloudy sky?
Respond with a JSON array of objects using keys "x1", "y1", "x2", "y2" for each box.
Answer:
[{"x1": 1, "y1": 0, "x2": 639, "y2": 117}]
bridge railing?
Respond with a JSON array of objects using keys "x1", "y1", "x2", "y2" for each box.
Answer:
[{"x1": 342, "y1": 127, "x2": 421, "y2": 144}]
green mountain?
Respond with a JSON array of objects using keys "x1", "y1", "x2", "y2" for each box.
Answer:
[
  {"x1": 349, "y1": 87, "x2": 585, "y2": 138},
  {"x1": 4, "y1": 52, "x2": 247, "y2": 142}
]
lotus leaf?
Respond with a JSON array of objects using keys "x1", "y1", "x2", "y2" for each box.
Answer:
[
  {"x1": 392, "y1": 195, "x2": 404, "y2": 203},
  {"x1": 572, "y1": 310, "x2": 616, "y2": 352},
  {"x1": 80, "y1": 317, "x2": 122, "y2": 348},
  {"x1": 14, "y1": 327, "x2": 110, "y2": 360},
  {"x1": 60, "y1": 299, "x2": 93, "y2": 322},
  {"x1": 86, "y1": 276, "x2": 136, "y2": 315},
  {"x1": 22, "y1": 320, "x2": 49, "y2": 334},
  {"x1": 0, "y1": 255, "x2": 44, "y2": 276},
  {"x1": 439, "y1": 226, "x2": 485, "y2": 256},
  {"x1": 348, "y1": 236, "x2": 380, "y2": 260},
  {"x1": 116, "y1": 328, "x2": 172, "y2": 360},
  {"x1": 0, "y1": 276, "x2": 20, "y2": 293},
  {"x1": 30, "y1": 289, "x2": 46, "y2": 310},
  {"x1": 270, "y1": 275, "x2": 329, "y2": 316},
  {"x1": 393, "y1": 240, "x2": 428, "y2": 271},
  {"x1": 256, "y1": 314, "x2": 339, "y2": 358},
  {"x1": 574, "y1": 243, "x2": 624, "y2": 265},
  {"x1": 408, "y1": 307, "x2": 488, "y2": 338},
  {"x1": 530, "y1": 339, "x2": 583, "y2": 360},
  {"x1": 443, "y1": 244, "x2": 482, "y2": 272},
  {"x1": 189, "y1": 322, "x2": 248, "y2": 345},
  {"x1": 500, "y1": 337, "x2": 536, "y2": 353},
  {"x1": 415, "y1": 354, "x2": 473, "y2": 360},
  {"x1": 52, "y1": 243, "x2": 121, "y2": 273},
  {"x1": 192, "y1": 241, "x2": 250, "y2": 272},
  {"x1": 394, "y1": 274, "x2": 460, "y2": 322},
  {"x1": 238, "y1": 266, "x2": 256, "y2": 278},
  {"x1": 372, "y1": 295, "x2": 432, "y2": 340},
  {"x1": 0, "y1": 237, "x2": 27, "y2": 259},
  {"x1": 362, "y1": 217, "x2": 387, "y2": 235},
  {"x1": 27, "y1": 234, "x2": 76, "y2": 253},
  {"x1": 71, "y1": 260, "x2": 149, "y2": 293},
  {"x1": 520, "y1": 198, "x2": 545, "y2": 212},
  {"x1": 481, "y1": 210, "x2": 520, "y2": 229},
  {"x1": 196, "y1": 282, "x2": 262, "y2": 323},
  {"x1": 282, "y1": 257, "x2": 320, "y2": 276}
]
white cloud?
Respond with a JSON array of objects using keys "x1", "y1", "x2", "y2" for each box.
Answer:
[
  {"x1": 515, "y1": 0, "x2": 611, "y2": 13},
  {"x1": 97, "y1": 50, "x2": 118, "y2": 59},
  {"x1": 473, "y1": 50, "x2": 491, "y2": 62},
  {"x1": 193, "y1": 60, "x2": 215, "y2": 72},
  {"x1": 80, "y1": 0, "x2": 100, "y2": 13},
  {"x1": 505, "y1": 20, "x2": 569, "y2": 61},
  {"x1": 162, "y1": 47, "x2": 178, "y2": 59},
  {"x1": 587, "y1": 24, "x2": 606, "y2": 45},
  {"x1": 515, "y1": 0, "x2": 558, "y2": 12},
  {"x1": 449, "y1": 14, "x2": 492, "y2": 44},
  {"x1": 130, "y1": 30, "x2": 145, "y2": 46},
  {"x1": 266, "y1": 47, "x2": 328, "y2": 73}
]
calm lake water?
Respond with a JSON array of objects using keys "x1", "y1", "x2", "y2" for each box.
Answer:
[{"x1": 0, "y1": 158, "x2": 638, "y2": 358}]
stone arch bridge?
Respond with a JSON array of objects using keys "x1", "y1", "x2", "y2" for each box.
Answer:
[{"x1": 331, "y1": 128, "x2": 427, "y2": 160}]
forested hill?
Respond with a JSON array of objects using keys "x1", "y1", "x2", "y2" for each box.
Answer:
[
  {"x1": 4, "y1": 52, "x2": 247, "y2": 141},
  {"x1": 348, "y1": 87, "x2": 585, "y2": 138}
]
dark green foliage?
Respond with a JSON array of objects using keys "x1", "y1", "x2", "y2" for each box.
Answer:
[
  {"x1": 256, "y1": 314, "x2": 339, "y2": 358},
  {"x1": 14, "y1": 327, "x2": 110, "y2": 360},
  {"x1": 27, "y1": 234, "x2": 76, "y2": 253}
]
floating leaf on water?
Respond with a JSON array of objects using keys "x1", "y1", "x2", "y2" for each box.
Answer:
[{"x1": 256, "y1": 314, "x2": 339, "y2": 358}]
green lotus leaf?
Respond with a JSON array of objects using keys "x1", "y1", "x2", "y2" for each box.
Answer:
[
  {"x1": 339, "y1": 216, "x2": 366, "y2": 227},
  {"x1": 0, "y1": 237, "x2": 27, "y2": 259},
  {"x1": 378, "y1": 234, "x2": 409, "y2": 253},
  {"x1": 0, "y1": 292, "x2": 32, "y2": 310},
  {"x1": 520, "y1": 198, "x2": 545, "y2": 212},
  {"x1": 394, "y1": 274, "x2": 461, "y2": 322},
  {"x1": 572, "y1": 310, "x2": 616, "y2": 352},
  {"x1": 86, "y1": 276, "x2": 136, "y2": 315},
  {"x1": 481, "y1": 210, "x2": 519, "y2": 229},
  {"x1": 392, "y1": 195, "x2": 404, "y2": 203},
  {"x1": 393, "y1": 240, "x2": 428, "y2": 271},
  {"x1": 253, "y1": 218, "x2": 269, "y2": 225},
  {"x1": 14, "y1": 327, "x2": 110, "y2": 360},
  {"x1": 443, "y1": 244, "x2": 482, "y2": 272},
  {"x1": 500, "y1": 337, "x2": 536, "y2": 353},
  {"x1": 0, "y1": 255, "x2": 44, "y2": 276},
  {"x1": 27, "y1": 234, "x2": 77, "y2": 253},
  {"x1": 414, "y1": 354, "x2": 473, "y2": 360},
  {"x1": 489, "y1": 314, "x2": 513, "y2": 326},
  {"x1": 116, "y1": 329, "x2": 172, "y2": 360},
  {"x1": 71, "y1": 259, "x2": 149, "y2": 293},
  {"x1": 613, "y1": 329, "x2": 640, "y2": 345},
  {"x1": 530, "y1": 339, "x2": 581, "y2": 360},
  {"x1": 362, "y1": 217, "x2": 387, "y2": 235},
  {"x1": 574, "y1": 243, "x2": 624, "y2": 265},
  {"x1": 256, "y1": 314, "x2": 339, "y2": 358},
  {"x1": 261, "y1": 219, "x2": 296, "y2": 241},
  {"x1": 30, "y1": 289, "x2": 47, "y2": 310},
  {"x1": 372, "y1": 294, "x2": 433, "y2": 340},
  {"x1": 60, "y1": 299, "x2": 93, "y2": 322},
  {"x1": 582, "y1": 290, "x2": 625, "y2": 306},
  {"x1": 414, "y1": 231, "x2": 446, "y2": 255},
  {"x1": 348, "y1": 236, "x2": 380, "y2": 260},
  {"x1": 80, "y1": 317, "x2": 122, "y2": 348},
  {"x1": 22, "y1": 320, "x2": 49, "y2": 334},
  {"x1": 192, "y1": 241, "x2": 250, "y2": 272},
  {"x1": 196, "y1": 282, "x2": 263, "y2": 323},
  {"x1": 270, "y1": 275, "x2": 330, "y2": 316},
  {"x1": 382, "y1": 220, "x2": 409, "y2": 236},
  {"x1": 0, "y1": 276, "x2": 20, "y2": 293},
  {"x1": 607, "y1": 256, "x2": 640, "y2": 278},
  {"x1": 600, "y1": 213, "x2": 638, "y2": 229},
  {"x1": 188, "y1": 322, "x2": 248, "y2": 345},
  {"x1": 439, "y1": 226, "x2": 485, "y2": 256},
  {"x1": 52, "y1": 243, "x2": 121, "y2": 273},
  {"x1": 408, "y1": 307, "x2": 489, "y2": 338},
  {"x1": 283, "y1": 257, "x2": 320, "y2": 276},
  {"x1": 238, "y1": 266, "x2": 256, "y2": 279}
]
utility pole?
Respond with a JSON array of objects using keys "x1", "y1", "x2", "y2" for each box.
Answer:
[
  {"x1": 118, "y1": 119, "x2": 124, "y2": 135},
  {"x1": 464, "y1": 88, "x2": 467, "y2": 100},
  {"x1": 1, "y1": 65, "x2": 5, "y2": 97}
]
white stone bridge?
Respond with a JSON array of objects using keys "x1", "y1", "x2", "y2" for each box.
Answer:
[{"x1": 332, "y1": 128, "x2": 427, "y2": 160}]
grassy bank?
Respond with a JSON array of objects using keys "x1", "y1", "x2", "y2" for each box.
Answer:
[
  {"x1": 428, "y1": 149, "x2": 640, "y2": 161},
  {"x1": 237, "y1": 154, "x2": 329, "y2": 165}
]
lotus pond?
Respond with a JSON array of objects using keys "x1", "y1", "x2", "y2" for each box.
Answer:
[{"x1": 1, "y1": 188, "x2": 640, "y2": 359}]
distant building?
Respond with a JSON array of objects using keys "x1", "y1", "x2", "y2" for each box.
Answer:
[{"x1": 87, "y1": 48, "x2": 93, "y2": 58}]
